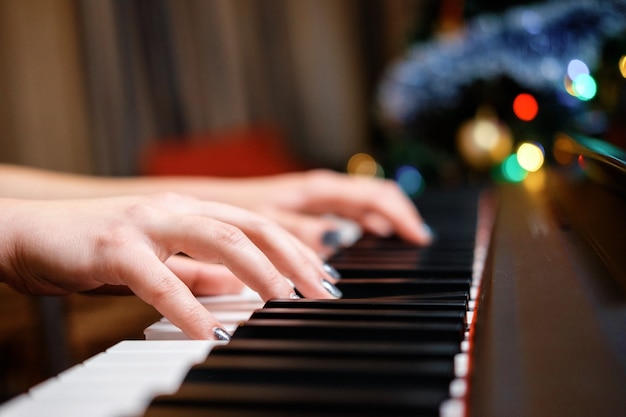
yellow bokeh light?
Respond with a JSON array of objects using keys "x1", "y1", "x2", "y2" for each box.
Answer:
[
  {"x1": 619, "y1": 55, "x2": 626, "y2": 78},
  {"x1": 472, "y1": 119, "x2": 500, "y2": 150},
  {"x1": 516, "y1": 142, "x2": 544, "y2": 172},
  {"x1": 523, "y1": 169, "x2": 547, "y2": 192},
  {"x1": 553, "y1": 134, "x2": 576, "y2": 165},
  {"x1": 457, "y1": 115, "x2": 513, "y2": 170},
  {"x1": 347, "y1": 152, "x2": 380, "y2": 178}
]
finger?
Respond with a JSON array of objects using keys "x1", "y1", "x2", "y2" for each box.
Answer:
[
  {"x1": 165, "y1": 255, "x2": 245, "y2": 295},
  {"x1": 164, "y1": 202, "x2": 339, "y2": 300},
  {"x1": 265, "y1": 209, "x2": 342, "y2": 257},
  {"x1": 161, "y1": 215, "x2": 298, "y2": 300},
  {"x1": 213, "y1": 205, "x2": 342, "y2": 296},
  {"x1": 119, "y1": 249, "x2": 229, "y2": 340},
  {"x1": 303, "y1": 172, "x2": 432, "y2": 245}
]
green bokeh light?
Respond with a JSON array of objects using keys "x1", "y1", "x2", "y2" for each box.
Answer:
[
  {"x1": 500, "y1": 154, "x2": 528, "y2": 182},
  {"x1": 572, "y1": 73, "x2": 597, "y2": 101}
]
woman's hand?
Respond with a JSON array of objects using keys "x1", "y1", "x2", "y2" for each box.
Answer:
[
  {"x1": 0, "y1": 164, "x2": 432, "y2": 257},
  {"x1": 0, "y1": 193, "x2": 340, "y2": 340},
  {"x1": 209, "y1": 170, "x2": 433, "y2": 256}
]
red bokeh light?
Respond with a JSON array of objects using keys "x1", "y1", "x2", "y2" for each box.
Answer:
[{"x1": 512, "y1": 93, "x2": 539, "y2": 121}]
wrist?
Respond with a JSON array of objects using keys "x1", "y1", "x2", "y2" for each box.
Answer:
[{"x1": 0, "y1": 199, "x2": 23, "y2": 289}]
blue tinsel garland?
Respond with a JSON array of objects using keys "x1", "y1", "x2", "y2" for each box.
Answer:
[{"x1": 377, "y1": 0, "x2": 626, "y2": 126}]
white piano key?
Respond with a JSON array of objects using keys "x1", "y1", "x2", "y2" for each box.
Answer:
[
  {"x1": 145, "y1": 287, "x2": 261, "y2": 340},
  {"x1": 454, "y1": 353, "x2": 469, "y2": 378},
  {"x1": 144, "y1": 320, "x2": 239, "y2": 340},
  {"x1": 0, "y1": 340, "x2": 227, "y2": 417},
  {"x1": 0, "y1": 394, "x2": 30, "y2": 417},
  {"x1": 106, "y1": 340, "x2": 214, "y2": 355},
  {"x1": 461, "y1": 340, "x2": 470, "y2": 352},
  {"x1": 211, "y1": 310, "x2": 256, "y2": 323},
  {"x1": 470, "y1": 286, "x2": 479, "y2": 300},
  {"x1": 449, "y1": 378, "x2": 468, "y2": 398},
  {"x1": 439, "y1": 398, "x2": 466, "y2": 417},
  {"x1": 0, "y1": 398, "x2": 142, "y2": 417}
]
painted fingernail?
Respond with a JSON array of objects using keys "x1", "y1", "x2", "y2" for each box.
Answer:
[
  {"x1": 323, "y1": 263, "x2": 341, "y2": 280},
  {"x1": 322, "y1": 230, "x2": 341, "y2": 248},
  {"x1": 213, "y1": 327, "x2": 231, "y2": 342},
  {"x1": 422, "y1": 223, "x2": 435, "y2": 242},
  {"x1": 322, "y1": 279, "x2": 343, "y2": 298}
]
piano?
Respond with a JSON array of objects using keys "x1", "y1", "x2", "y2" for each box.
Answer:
[{"x1": 1, "y1": 133, "x2": 625, "y2": 417}]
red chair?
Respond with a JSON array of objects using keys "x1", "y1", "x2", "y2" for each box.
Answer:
[{"x1": 140, "y1": 125, "x2": 308, "y2": 177}]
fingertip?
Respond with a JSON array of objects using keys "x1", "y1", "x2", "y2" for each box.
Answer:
[
  {"x1": 420, "y1": 223, "x2": 435, "y2": 245},
  {"x1": 321, "y1": 279, "x2": 343, "y2": 298},
  {"x1": 212, "y1": 327, "x2": 232, "y2": 341},
  {"x1": 322, "y1": 216, "x2": 363, "y2": 247},
  {"x1": 323, "y1": 263, "x2": 341, "y2": 280}
]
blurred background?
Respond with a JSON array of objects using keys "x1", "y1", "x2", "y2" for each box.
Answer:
[
  {"x1": 1, "y1": 0, "x2": 625, "y2": 404},
  {"x1": 0, "y1": 0, "x2": 432, "y2": 176}
]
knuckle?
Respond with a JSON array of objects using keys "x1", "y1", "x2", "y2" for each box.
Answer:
[
  {"x1": 304, "y1": 169, "x2": 336, "y2": 186},
  {"x1": 139, "y1": 271, "x2": 182, "y2": 304},
  {"x1": 375, "y1": 177, "x2": 402, "y2": 197},
  {"x1": 250, "y1": 216, "x2": 281, "y2": 238},
  {"x1": 148, "y1": 191, "x2": 195, "y2": 207},
  {"x1": 213, "y1": 223, "x2": 248, "y2": 248},
  {"x1": 91, "y1": 222, "x2": 132, "y2": 253}
]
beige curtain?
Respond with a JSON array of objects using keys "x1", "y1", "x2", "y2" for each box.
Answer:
[
  {"x1": 0, "y1": 0, "x2": 93, "y2": 173},
  {"x1": 0, "y1": 0, "x2": 425, "y2": 175}
]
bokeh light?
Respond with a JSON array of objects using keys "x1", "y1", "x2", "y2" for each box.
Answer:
[
  {"x1": 553, "y1": 133, "x2": 576, "y2": 165},
  {"x1": 619, "y1": 55, "x2": 626, "y2": 78},
  {"x1": 457, "y1": 114, "x2": 513, "y2": 170},
  {"x1": 523, "y1": 169, "x2": 547, "y2": 192},
  {"x1": 572, "y1": 73, "x2": 597, "y2": 101},
  {"x1": 395, "y1": 165, "x2": 425, "y2": 197},
  {"x1": 501, "y1": 154, "x2": 528, "y2": 182},
  {"x1": 563, "y1": 59, "x2": 597, "y2": 101},
  {"x1": 347, "y1": 153, "x2": 383, "y2": 178},
  {"x1": 567, "y1": 59, "x2": 589, "y2": 80},
  {"x1": 512, "y1": 93, "x2": 539, "y2": 121},
  {"x1": 516, "y1": 142, "x2": 545, "y2": 172}
]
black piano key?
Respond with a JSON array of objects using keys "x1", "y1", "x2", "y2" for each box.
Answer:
[
  {"x1": 346, "y1": 235, "x2": 475, "y2": 251},
  {"x1": 335, "y1": 277, "x2": 471, "y2": 297},
  {"x1": 231, "y1": 319, "x2": 465, "y2": 343},
  {"x1": 333, "y1": 264, "x2": 474, "y2": 278},
  {"x1": 358, "y1": 290, "x2": 470, "y2": 302},
  {"x1": 210, "y1": 338, "x2": 462, "y2": 360},
  {"x1": 330, "y1": 246, "x2": 475, "y2": 259},
  {"x1": 146, "y1": 382, "x2": 448, "y2": 417},
  {"x1": 333, "y1": 263, "x2": 472, "y2": 278},
  {"x1": 185, "y1": 355, "x2": 455, "y2": 388},
  {"x1": 250, "y1": 307, "x2": 466, "y2": 325},
  {"x1": 331, "y1": 246, "x2": 475, "y2": 259},
  {"x1": 264, "y1": 298, "x2": 468, "y2": 312}
]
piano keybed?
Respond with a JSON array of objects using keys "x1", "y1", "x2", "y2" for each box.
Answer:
[
  {"x1": 0, "y1": 188, "x2": 490, "y2": 417},
  {"x1": 143, "y1": 188, "x2": 488, "y2": 417}
]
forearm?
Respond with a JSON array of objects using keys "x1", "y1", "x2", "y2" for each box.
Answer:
[{"x1": 0, "y1": 164, "x2": 259, "y2": 204}]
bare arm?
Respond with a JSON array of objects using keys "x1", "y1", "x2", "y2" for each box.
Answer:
[{"x1": 0, "y1": 164, "x2": 432, "y2": 255}]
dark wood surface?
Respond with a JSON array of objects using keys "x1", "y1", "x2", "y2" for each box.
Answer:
[{"x1": 470, "y1": 181, "x2": 626, "y2": 417}]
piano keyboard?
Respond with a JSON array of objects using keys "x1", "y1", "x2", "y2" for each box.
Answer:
[{"x1": 0, "y1": 187, "x2": 491, "y2": 417}]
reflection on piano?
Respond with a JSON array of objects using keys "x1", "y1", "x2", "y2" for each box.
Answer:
[{"x1": 1, "y1": 136, "x2": 625, "y2": 416}]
